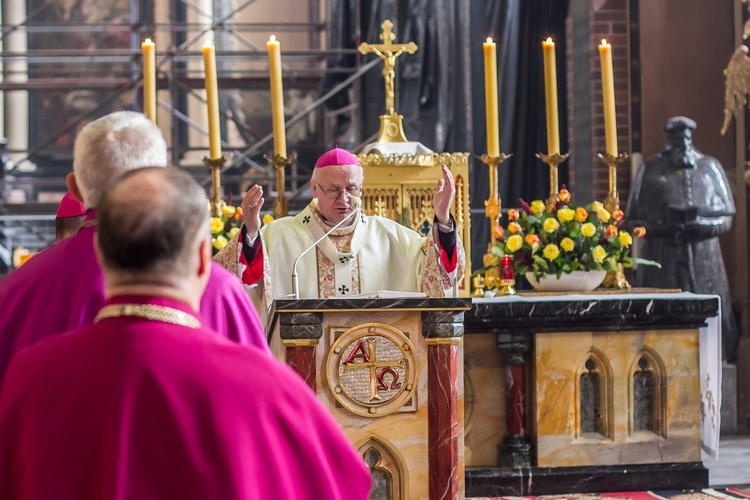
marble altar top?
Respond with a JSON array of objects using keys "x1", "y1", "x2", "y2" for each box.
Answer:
[
  {"x1": 466, "y1": 291, "x2": 719, "y2": 334},
  {"x1": 270, "y1": 296, "x2": 472, "y2": 314}
]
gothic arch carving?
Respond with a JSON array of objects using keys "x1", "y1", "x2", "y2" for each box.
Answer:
[
  {"x1": 628, "y1": 347, "x2": 667, "y2": 437},
  {"x1": 356, "y1": 434, "x2": 408, "y2": 499},
  {"x1": 574, "y1": 348, "x2": 614, "y2": 440}
]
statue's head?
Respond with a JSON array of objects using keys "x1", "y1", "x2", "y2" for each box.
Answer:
[{"x1": 664, "y1": 116, "x2": 700, "y2": 168}]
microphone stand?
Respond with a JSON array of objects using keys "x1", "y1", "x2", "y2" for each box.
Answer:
[{"x1": 291, "y1": 200, "x2": 361, "y2": 300}]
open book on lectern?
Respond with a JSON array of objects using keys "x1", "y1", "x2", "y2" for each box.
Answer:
[{"x1": 347, "y1": 290, "x2": 427, "y2": 299}]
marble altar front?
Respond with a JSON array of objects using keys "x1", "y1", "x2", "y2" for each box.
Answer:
[{"x1": 462, "y1": 291, "x2": 720, "y2": 497}]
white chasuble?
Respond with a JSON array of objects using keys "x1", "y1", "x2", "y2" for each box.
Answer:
[
  {"x1": 214, "y1": 200, "x2": 465, "y2": 316},
  {"x1": 297, "y1": 204, "x2": 366, "y2": 298}
]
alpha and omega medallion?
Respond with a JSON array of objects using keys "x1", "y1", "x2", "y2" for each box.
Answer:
[{"x1": 327, "y1": 323, "x2": 418, "y2": 417}]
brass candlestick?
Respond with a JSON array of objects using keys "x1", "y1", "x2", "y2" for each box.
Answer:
[
  {"x1": 472, "y1": 274, "x2": 486, "y2": 297},
  {"x1": 204, "y1": 156, "x2": 227, "y2": 217},
  {"x1": 599, "y1": 152, "x2": 628, "y2": 214},
  {"x1": 598, "y1": 151, "x2": 631, "y2": 290},
  {"x1": 536, "y1": 152, "x2": 570, "y2": 211},
  {"x1": 479, "y1": 153, "x2": 512, "y2": 294},
  {"x1": 267, "y1": 153, "x2": 295, "y2": 219},
  {"x1": 479, "y1": 153, "x2": 513, "y2": 243}
]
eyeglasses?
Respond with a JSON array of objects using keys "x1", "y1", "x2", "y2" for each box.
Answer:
[{"x1": 316, "y1": 184, "x2": 362, "y2": 200}]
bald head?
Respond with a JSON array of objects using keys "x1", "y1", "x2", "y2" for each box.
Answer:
[
  {"x1": 73, "y1": 111, "x2": 168, "y2": 208},
  {"x1": 96, "y1": 167, "x2": 209, "y2": 284}
]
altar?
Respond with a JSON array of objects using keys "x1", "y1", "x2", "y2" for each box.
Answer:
[{"x1": 462, "y1": 291, "x2": 721, "y2": 497}]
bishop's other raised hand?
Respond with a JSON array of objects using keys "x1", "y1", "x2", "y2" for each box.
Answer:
[
  {"x1": 241, "y1": 184, "x2": 264, "y2": 240},
  {"x1": 432, "y1": 165, "x2": 455, "y2": 226}
]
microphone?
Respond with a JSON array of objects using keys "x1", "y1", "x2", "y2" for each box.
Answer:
[{"x1": 291, "y1": 197, "x2": 362, "y2": 300}]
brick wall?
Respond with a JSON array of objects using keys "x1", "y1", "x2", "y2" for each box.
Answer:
[{"x1": 566, "y1": 0, "x2": 631, "y2": 209}]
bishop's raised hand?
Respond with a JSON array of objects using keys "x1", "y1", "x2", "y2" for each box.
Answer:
[
  {"x1": 241, "y1": 184, "x2": 264, "y2": 240},
  {"x1": 432, "y1": 165, "x2": 455, "y2": 226}
]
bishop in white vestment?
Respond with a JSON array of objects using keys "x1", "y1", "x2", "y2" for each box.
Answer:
[{"x1": 214, "y1": 148, "x2": 465, "y2": 315}]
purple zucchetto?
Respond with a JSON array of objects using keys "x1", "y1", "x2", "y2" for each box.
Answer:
[
  {"x1": 314, "y1": 147, "x2": 361, "y2": 168},
  {"x1": 56, "y1": 192, "x2": 86, "y2": 218}
]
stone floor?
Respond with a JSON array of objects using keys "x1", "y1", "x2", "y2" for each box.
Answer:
[{"x1": 703, "y1": 434, "x2": 750, "y2": 487}]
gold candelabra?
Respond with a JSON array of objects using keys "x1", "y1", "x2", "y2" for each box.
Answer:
[
  {"x1": 536, "y1": 152, "x2": 570, "y2": 211},
  {"x1": 204, "y1": 156, "x2": 227, "y2": 218},
  {"x1": 267, "y1": 153, "x2": 294, "y2": 219},
  {"x1": 598, "y1": 151, "x2": 631, "y2": 289}
]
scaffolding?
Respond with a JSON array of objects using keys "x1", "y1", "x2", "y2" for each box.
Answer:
[{"x1": 0, "y1": 0, "x2": 369, "y2": 272}]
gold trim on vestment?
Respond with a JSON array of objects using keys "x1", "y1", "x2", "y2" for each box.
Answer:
[{"x1": 94, "y1": 304, "x2": 201, "y2": 329}]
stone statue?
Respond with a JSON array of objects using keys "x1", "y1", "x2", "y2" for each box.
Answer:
[{"x1": 627, "y1": 116, "x2": 738, "y2": 361}]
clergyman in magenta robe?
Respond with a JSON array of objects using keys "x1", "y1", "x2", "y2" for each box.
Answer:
[
  {"x1": 0, "y1": 294, "x2": 370, "y2": 499},
  {"x1": 0, "y1": 166, "x2": 371, "y2": 499},
  {"x1": 0, "y1": 112, "x2": 268, "y2": 382}
]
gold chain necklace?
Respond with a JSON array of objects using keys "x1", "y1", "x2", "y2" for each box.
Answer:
[{"x1": 94, "y1": 303, "x2": 201, "y2": 329}]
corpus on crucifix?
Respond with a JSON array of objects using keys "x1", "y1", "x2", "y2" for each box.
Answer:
[{"x1": 358, "y1": 20, "x2": 417, "y2": 116}]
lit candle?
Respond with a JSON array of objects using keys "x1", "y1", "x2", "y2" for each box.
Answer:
[
  {"x1": 598, "y1": 39, "x2": 618, "y2": 156},
  {"x1": 542, "y1": 38, "x2": 560, "y2": 156},
  {"x1": 202, "y1": 40, "x2": 221, "y2": 159},
  {"x1": 483, "y1": 37, "x2": 500, "y2": 157},
  {"x1": 266, "y1": 35, "x2": 287, "y2": 158},
  {"x1": 141, "y1": 38, "x2": 156, "y2": 123}
]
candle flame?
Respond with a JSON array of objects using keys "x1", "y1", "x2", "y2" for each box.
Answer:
[
  {"x1": 601, "y1": 38, "x2": 609, "y2": 46},
  {"x1": 203, "y1": 39, "x2": 214, "y2": 48},
  {"x1": 545, "y1": 37, "x2": 553, "y2": 43},
  {"x1": 270, "y1": 34, "x2": 277, "y2": 42},
  {"x1": 486, "y1": 37, "x2": 493, "y2": 44},
  {"x1": 144, "y1": 38, "x2": 152, "y2": 44}
]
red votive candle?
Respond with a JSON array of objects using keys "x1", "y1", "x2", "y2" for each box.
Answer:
[{"x1": 500, "y1": 255, "x2": 514, "y2": 281}]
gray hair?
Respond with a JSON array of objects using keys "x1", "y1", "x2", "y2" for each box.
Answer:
[
  {"x1": 96, "y1": 167, "x2": 209, "y2": 279},
  {"x1": 73, "y1": 111, "x2": 168, "y2": 208}
]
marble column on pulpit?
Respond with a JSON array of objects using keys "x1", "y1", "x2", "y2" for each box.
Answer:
[
  {"x1": 278, "y1": 311, "x2": 322, "y2": 389},
  {"x1": 422, "y1": 309, "x2": 465, "y2": 499}
]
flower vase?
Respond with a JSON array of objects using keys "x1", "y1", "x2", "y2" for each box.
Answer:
[{"x1": 524, "y1": 270, "x2": 606, "y2": 292}]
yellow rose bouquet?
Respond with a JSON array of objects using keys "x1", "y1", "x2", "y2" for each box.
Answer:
[
  {"x1": 486, "y1": 188, "x2": 659, "y2": 281},
  {"x1": 210, "y1": 204, "x2": 244, "y2": 255},
  {"x1": 209, "y1": 203, "x2": 275, "y2": 255}
]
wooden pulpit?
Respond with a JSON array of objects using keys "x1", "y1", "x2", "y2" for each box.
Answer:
[{"x1": 268, "y1": 296, "x2": 471, "y2": 500}]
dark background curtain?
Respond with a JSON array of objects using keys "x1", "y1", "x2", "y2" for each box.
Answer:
[
  {"x1": 469, "y1": 0, "x2": 570, "y2": 270},
  {"x1": 324, "y1": 0, "x2": 570, "y2": 274}
]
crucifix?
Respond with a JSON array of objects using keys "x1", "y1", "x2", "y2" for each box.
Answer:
[{"x1": 358, "y1": 20, "x2": 417, "y2": 116}]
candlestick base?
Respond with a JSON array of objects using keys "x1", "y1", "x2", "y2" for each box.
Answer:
[
  {"x1": 265, "y1": 153, "x2": 296, "y2": 219},
  {"x1": 203, "y1": 155, "x2": 227, "y2": 218},
  {"x1": 471, "y1": 274, "x2": 486, "y2": 297},
  {"x1": 536, "y1": 152, "x2": 570, "y2": 211},
  {"x1": 602, "y1": 263, "x2": 631, "y2": 290},
  {"x1": 498, "y1": 279, "x2": 516, "y2": 296}
]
